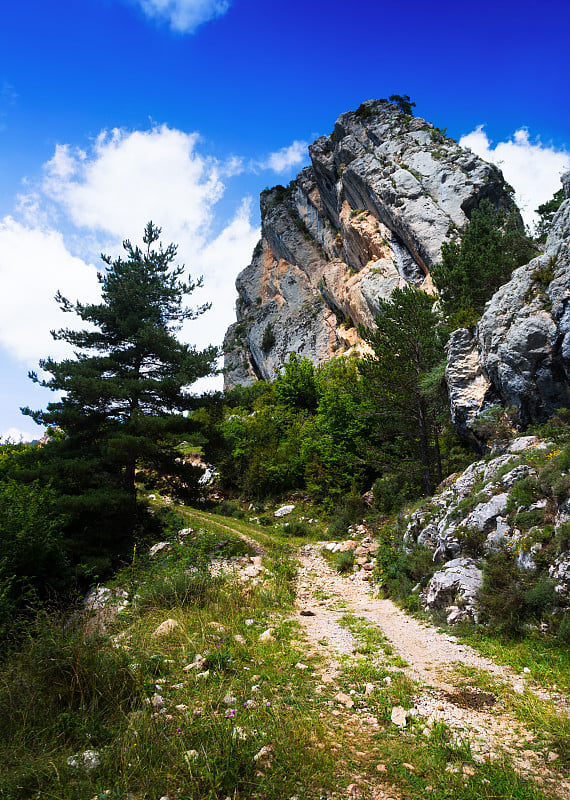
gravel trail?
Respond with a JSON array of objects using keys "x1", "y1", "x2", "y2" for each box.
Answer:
[{"x1": 295, "y1": 544, "x2": 570, "y2": 798}]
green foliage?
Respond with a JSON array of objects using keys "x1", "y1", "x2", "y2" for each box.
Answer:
[
  {"x1": 375, "y1": 521, "x2": 436, "y2": 602},
  {"x1": 373, "y1": 472, "x2": 415, "y2": 513},
  {"x1": 137, "y1": 568, "x2": 219, "y2": 610},
  {"x1": 19, "y1": 223, "x2": 218, "y2": 582},
  {"x1": 388, "y1": 94, "x2": 416, "y2": 115},
  {"x1": 359, "y1": 286, "x2": 446, "y2": 496},
  {"x1": 431, "y1": 200, "x2": 536, "y2": 327},
  {"x1": 273, "y1": 354, "x2": 318, "y2": 412},
  {"x1": 531, "y1": 258, "x2": 555, "y2": 289},
  {"x1": 215, "y1": 500, "x2": 245, "y2": 519},
  {"x1": 478, "y1": 549, "x2": 558, "y2": 636},
  {"x1": 0, "y1": 479, "x2": 70, "y2": 620},
  {"x1": 282, "y1": 520, "x2": 311, "y2": 537},
  {"x1": 334, "y1": 550, "x2": 355, "y2": 573},
  {"x1": 469, "y1": 404, "x2": 517, "y2": 443},
  {"x1": 303, "y1": 359, "x2": 369, "y2": 505},
  {"x1": 261, "y1": 322, "x2": 276, "y2": 353},
  {"x1": 534, "y1": 187, "x2": 565, "y2": 242}
]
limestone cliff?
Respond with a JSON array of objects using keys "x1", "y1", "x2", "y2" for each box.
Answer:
[
  {"x1": 224, "y1": 99, "x2": 515, "y2": 389},
  {"x1": 446, "y1": 171, "x2": 570, "y2": 434}
]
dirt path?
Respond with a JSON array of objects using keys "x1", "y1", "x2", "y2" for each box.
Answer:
[
  {"x1": 185, "y1": 512, "x2": 569, "y2": 797},
  {"x1": 295, "y1": 544, "x2": 570, "y2": 799},
  {"x1": 184, "y1": 509, "x2": 268, "y2": 556}
]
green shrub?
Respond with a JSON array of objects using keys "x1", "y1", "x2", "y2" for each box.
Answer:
[
  {"x1": 509, "y1": 475, "x2": 542, "y2": 507},
  {"x1": 328, "y1": 514, "x2": 350, "y2": 538},
  {"x1": 0, "y1": 479, "x2": 71, "y2": 640},
  {"x1": 373, "y1": 474, "x2": 408, "y2": 513},
  {"x1": 334, "y1": 550, "x2": 355, "y2": 573},
  {"x1": 261, "y1": 322, "x2": 276, "y2": 353},
  {"x1": 216, "y1": 500, "x2": 245, "y2": 519},
  {"x1": 258, "y1": 515, "x2": 273, "y2": 526},
  {"x1": 557, "y1": 612, "x2": 570, "y2": 643},
  {"x1": 137, "y1": 568, "x2": 219, "y2": 610},
  {"x1": 478, "y1": 549, "x2": 557, "y2": 636},
  {"x1": 455, "y1": 524, "x2": 486, "y2": 558},
  {"x1": 555, "y1": 521, "x2": 570, "y2": 554},
  {"x1": 0, "y1": 614, "x2": 139, "y2": 748},
  {"x1": 283, "y1": 520, "x2": 311, "y2": 537},
  {"x1": 469, "y1": 404, "x2": 517, "y2": 442}
]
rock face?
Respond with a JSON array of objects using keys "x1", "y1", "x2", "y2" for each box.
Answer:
[
  {"x1": 224, "y1": 99, "x2": 514, "y2": 389},
  {"x1": 447, "y1": 171, "x2": 570, "y2": 431},
  {"x1": 405, "y1": 436, "x2": 569, "y2": 624}
]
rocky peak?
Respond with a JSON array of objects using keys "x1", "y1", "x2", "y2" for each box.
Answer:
[{"x1": 224, "y1": 100, "x2": 516, "y2": 390}]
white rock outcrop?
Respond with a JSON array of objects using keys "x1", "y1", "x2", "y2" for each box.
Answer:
[{"x1": 224, "y1": 100, "x2": 514, "y2": 388}]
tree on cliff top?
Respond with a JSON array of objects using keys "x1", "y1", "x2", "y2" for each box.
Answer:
[{"x1": 23, "y1": 223, "x2": 218, "y2": 576}]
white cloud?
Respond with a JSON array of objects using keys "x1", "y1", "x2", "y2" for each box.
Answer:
[
  {"x1": 0, "y1": 218, "x2": 101, "y2": 364},
  {"x1": 459, "y1": 126, "x2": 570, "y2": 228},
  {"x1": 130, "y1": 0, "x2": 230, "y2": 33},
  {"x1": 261, "y1": 140, "x2": 309, "y2": 174},
  {"x1": 42, "y1": 127, "x2": 224, "y2": 247},
  {"x1": 0, "y1": 125, "x2": 259, "y2": 398},
  {"x1": 0, "y1": 426, "x2": 36, "y2": 443}
]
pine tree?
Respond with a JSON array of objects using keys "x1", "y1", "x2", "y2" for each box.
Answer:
[
  {"x1": 431, "y1": 199, "x2": 536, "y2": 328},
  {"x1": 359, "y1": 286, "x2": 445, "y2": 496},
  {"x1": 22, "y1": 223, "x2": 218, "y2": 577}
]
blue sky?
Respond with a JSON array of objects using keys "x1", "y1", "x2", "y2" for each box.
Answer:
[{"x1": 1, "y1": 0, "x2": 569, "y2": 440}]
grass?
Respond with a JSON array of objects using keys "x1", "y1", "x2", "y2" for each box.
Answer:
[
  {"x1": 0, "y1": 502, "x2": 564, "y2": 800},
  {"x1": 339, "y1": 614, "x2": 409, "y2": 667},
  {"x1": 0, "y1": 519, "x2": 331, "y2": 800},
  {"x1": 451, "y1": 665, "x2": 570, "y2": 768},
  {"x1": 452, "y1": 627, "x2": 570, "y2": 695}
]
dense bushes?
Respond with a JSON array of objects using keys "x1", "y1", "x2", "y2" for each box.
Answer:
[{"x1": 478, "y1": 549, "x2": 558, "y2": 636}]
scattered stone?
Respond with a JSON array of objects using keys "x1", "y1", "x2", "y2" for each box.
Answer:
[
  {"x1": 149, "y1": 541, "x2": 170, "y2": 557},
  {"x1": 420, "y1": 558, "x2": 482, "y2": 622},
  {"x1": 223, "y1": 693, "x2": 237, "y2": 706},
  {"x1": 300, "y1": 610, "x2": 315, "y2": 616},
  {"x1": 234, "y1": 634, "x2": 246, "y2": 645},
  {"x1": 259, "y1": 628, "x2": 275, "y2": 642},
  {"x1": 152, "y1": 618, "x2": 181, "y2": 638},
  {"x1": 150, "y1": 693, "x2": 165, "y2": 709},
  {"x1": 295, "y1": 662, "x2": 309, "y2": 670},
  {"x1": 67, "y1": 749, "x2": 101, "y2": 772},
  {"x1": 364, "y1": 682, "x2": 374, "y2": 696},
  {"x1": 183, "y1": 749, "x2": 200, "y2": 765},
  {"x1": 390, "y1": 706, "x2": 408, "y2": 727},
  {"x1": 275, "y1": 505, "x2": 295, "y2": 517},
  {"x1": 254, "y1": 745, "x2": 274, "y2": 763},
  {"x1": 335, "y1": 691, "x2": 355, "y2": 708}
]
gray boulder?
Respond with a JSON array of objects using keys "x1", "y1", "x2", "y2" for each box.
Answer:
[
  {"x1": 462, "y1": 493, "x2": 509, "y2": 532},
  {"x1": 420, "y1": 557, "x2": 483, "y2": 621}
]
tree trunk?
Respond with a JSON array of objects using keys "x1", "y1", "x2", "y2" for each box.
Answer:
[{"x1": 417, "y1": 396, "x2": 432, "y2": 495}]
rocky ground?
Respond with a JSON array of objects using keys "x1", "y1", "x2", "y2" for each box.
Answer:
[{"x1": 295, "y1": 543, "x2": 570, "y2": 799}]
